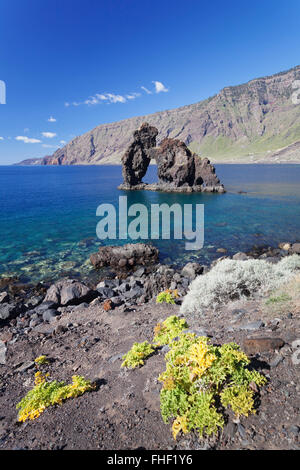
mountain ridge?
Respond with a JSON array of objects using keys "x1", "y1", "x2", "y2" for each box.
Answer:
[{"x1": 16, "y1": 65, "x2": 300, "y2": 165}]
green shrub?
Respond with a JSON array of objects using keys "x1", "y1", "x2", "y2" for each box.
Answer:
[
  {"x1": 153, "y1": 315, "x2": 188, "y2": 346},
  {"x1": 121, "y1": 316, "x2": 267, "y2": 441},
  {"x1": 121, "y1": 341, "x2": 155, "y2": 369},
  {"x1": 156, "y1": 289, "x2": 179, "y2": 304},
  {"x1": 16, "y1": 372, "x2": 95, "y2": 422},
  {"x1": 159, "y1": 334, "x2": 267, "y2": 440}
]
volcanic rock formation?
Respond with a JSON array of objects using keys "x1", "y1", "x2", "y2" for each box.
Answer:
[
  {"x1": 118, "y1": 123, "x2": 224, "y2": 193},
  {"x1": 121, "y1": 123, "x2": 158, "y2": 185}
]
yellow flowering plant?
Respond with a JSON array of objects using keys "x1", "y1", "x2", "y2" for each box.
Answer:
[
  {"x1": 121, "y1": 315, "x2": 267, "y2": 441},
  {"x1": 159, "y1": 334, "x2": 267, "y2": 440},
  {"x1": 156, "y1": 289, "x2": 179, "y2": 304},
  {"x1": 16, "y1": 371, "x2": 95, "y2": 422}
]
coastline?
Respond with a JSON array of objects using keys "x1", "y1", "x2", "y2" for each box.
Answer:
[
  {"x1": 0, "y1": 241, "x2": 300, "y2": 449},
  {"x1": 12, "y1": 160, "x2": 300, "y2": 166}
]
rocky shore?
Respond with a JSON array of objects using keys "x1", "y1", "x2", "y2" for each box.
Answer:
[{"x1": 0, "y1": 241, "x2": 300, "y2": 449}]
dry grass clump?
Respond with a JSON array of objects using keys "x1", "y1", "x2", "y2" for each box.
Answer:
[{"x1": 262, "y1": 273, "x2": 300, "y2": 317}]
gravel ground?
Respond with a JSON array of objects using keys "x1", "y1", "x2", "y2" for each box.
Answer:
[{"x1": 0, "y1": 294, "x2": 299, "y2": 450}]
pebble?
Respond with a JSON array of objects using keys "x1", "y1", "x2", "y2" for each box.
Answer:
[
  {"x1": 108, "y1": 353, "x2": 123, "y2": 364},
  {"x1": 0, "y1": 340, "x2": 7, "y2": 364},
  {"x1": 0, "y1": 292, "x2": 9, "y2": 304},
  {"x1": 14, "y1": 361, "x2": 35, "y2": 373},
  {"x1": 270, "y1": 354, "x2": 284, "y2": 368},
  {"x1": 239, "y1": 320, "x2": 264, "y2": 331}
]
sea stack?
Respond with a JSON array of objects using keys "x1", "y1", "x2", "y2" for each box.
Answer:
[{"x1": 118, "y1": 123, "x2": 225, "y2": 193}]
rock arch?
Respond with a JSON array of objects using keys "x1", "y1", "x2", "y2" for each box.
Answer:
[{"x1": 119, "y1": 123, "x2": 225, "y2": 193}]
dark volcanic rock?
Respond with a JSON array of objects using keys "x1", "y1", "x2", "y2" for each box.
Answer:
[
  {"x1": 194, "y1": 156, "x2": 220, "y2": 188},
  {"x1": 243, "y1": 337, "x2": 285, "y2": 355},
  {"x1": 119, "y1": 124, "x2": 225, "y2": 193},
  {"x1": 44, "y1": 279, "x2": 96, "y2": 306},
  {"x1": 121, "y1": 122, "x2": 158, "y2": 185},
  {"x1": 90, "y1": 243, "x2": 159, "y2": 270},
  {"x1": 0, "y1": 303, "x2": 19, "y2": 323},
  {"x1": 154, "y1": 137, "x2": 195, "y2": 187}
]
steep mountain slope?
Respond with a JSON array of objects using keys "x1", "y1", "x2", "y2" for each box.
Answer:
[{"x1": 18, "y1": 65, "x2": 300, "y2": 165}]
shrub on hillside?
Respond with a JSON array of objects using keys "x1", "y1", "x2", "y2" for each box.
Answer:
[{"x1": 180, "y1": 255, "x2": 300, "y2": 314}]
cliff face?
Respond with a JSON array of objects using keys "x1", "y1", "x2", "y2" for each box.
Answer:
[{"x1": 20, "y1": 65, "x2": 300, "y2": 165}]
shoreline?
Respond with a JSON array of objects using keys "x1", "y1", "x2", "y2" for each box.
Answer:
[
  {"x1": 0, "y1": 241, "x2": 299, "y2": 450},
  {"x1": 11, "y1": 161, "x2": 300, "y2": 166}
]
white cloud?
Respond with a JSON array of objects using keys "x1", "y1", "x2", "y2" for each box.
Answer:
[
  {"x1": 84, "y1": 93, "x2": 127, "y2": 105},
  {"x1": 66, "y1": 81, "x2": 169, "y2": 107},
  {"x1": 126, "y1": 92, "x2": 141, "y2": 100},
  {"x1": 60, "y1": 140, "x2": 67, "y2": 145},
  {"x1": 42, "y1": 132, "x2": 57, "y2": 138},
  {"x1": 141, "y1": 86, "x2": 152, "y2": 95},
  {"x1": 42, "y1": 144, "x2": 58, "y2": 148},
  {"x1": 48, "y1": 116, "x2": 56, "y2": 122},
  {"x1": 0, "y1": 136, "x2": 4, "y2": 141},
  {"x1": 16, "y1": 136, "x2": 41, "y2": 144},
  {"x1": 16, "y1": 136, "x2": 39, "y2": 144},
  {"x1": 152, "y1": 81, "x2": 169, "y2": 93},
  {"x1": 68, "y1": 90, "x2": 143, "y2": 107}
]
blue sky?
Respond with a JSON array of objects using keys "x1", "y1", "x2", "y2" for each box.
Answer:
[{"x1": 0, "y1": 0, "x2": 300, "y2": 164}]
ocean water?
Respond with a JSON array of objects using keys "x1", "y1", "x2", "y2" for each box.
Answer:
[{"x1": 0, "y1": 164, "x2": 300, "y2": 284}]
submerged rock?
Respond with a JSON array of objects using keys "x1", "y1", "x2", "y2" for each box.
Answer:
[{"x1": 90, "y1": 243, "x2": 159, "y2": 270}]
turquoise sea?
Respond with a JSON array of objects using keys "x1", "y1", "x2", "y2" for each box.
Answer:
[{"x1": 0, "y1": 164, "x2": 300, "y2": 284}]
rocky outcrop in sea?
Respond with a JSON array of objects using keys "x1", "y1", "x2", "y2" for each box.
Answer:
[{"x1": 118, "y1": 123, "x2": 225, "y2": 193}]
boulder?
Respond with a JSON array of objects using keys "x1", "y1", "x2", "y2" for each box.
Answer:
[
  {"x1": 232, "y1": 252, "x2": 249, "y2": 261},
  {"x1": 44, "y1": 279, "x2": 96, "y2": 306},
  {"x1": 278, "y1": 242, "x2": 292, "y2": 251},
  {"x1": 291, "y1": 243, "x2": 300, "y2": 254},
  {"x1": 0, "y1": 303, "x2": 18, "y2": 322},
  {"x1": 243, "y1": 337, "x2": 285, "y2": 355},
  {"x1": 90, "y1": 243, "x2": 159, "y2": 270},
  {"x1": 97, "y1": 287, "x2": 116, "y2": 298},
  {"x1": 0, "y1": 292, "x2": 9, "y2": 303},
  {"x1": 181, "y1": 262, "x2": 203, "y2": 280},
  {"x1": 42, "y1": 309, "x2": 59, "y2": 322}
]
